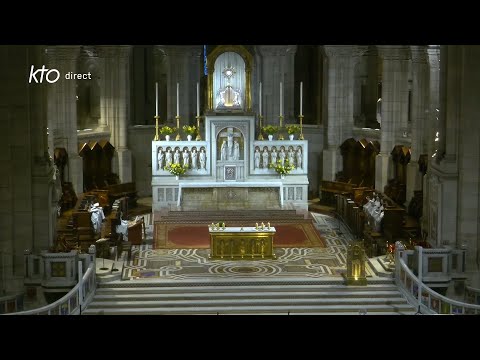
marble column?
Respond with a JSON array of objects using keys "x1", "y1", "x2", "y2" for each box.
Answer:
[
  {"x1": 375, "y1": 46, "x2": 410, "y2": 192},
  {"x1": 406, "y1": 46, "x2": 429, "y2": 207},
  {"x1": 322, "y1": 46, "x2": 361, "y2": 181},
  {"x1": 46, "y1": 45, "x2": 83, "y2": 195},
  {"x1": 257, "y1": 46, "x2": 297, "y2": 125},
  {"x1": 98, "y1": 46, "x2": 132, "y2": 183}
]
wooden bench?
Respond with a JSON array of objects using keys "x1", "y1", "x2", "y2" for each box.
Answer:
[
  {"x1": 320, "y1": 180, "x2": 357, "y2": 206},
  {"x1": 106, "y1": 182, "x2": 138, "y2": 208}
]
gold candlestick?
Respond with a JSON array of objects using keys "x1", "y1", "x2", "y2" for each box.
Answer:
[
  {"x1": 175, "y1": 115, "x2": 181, "y2": 141},
  {"x1": 153, "y1": 115, "x2": 160, "y2": 141},
  {"x1": 195, "y1": 115, "x2": 202, "y2": 141},
  {"x1": 258, "y1": 115, "x2": 264, "y2": 140},
  {"x1": 278, "y1": 115, "x2": 284, "y2": 140},
  {"x1": 299, "y1": 115, "x2": 304, "y2": 140}
]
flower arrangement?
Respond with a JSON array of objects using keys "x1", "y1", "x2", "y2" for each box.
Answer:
[
  {"x1": 285, "y1": 124, "x2": 300, "y2": 135},
  {"x1": 269, "y1": 158, "x2": 295, "y2": 175},
  {"x1": 160, "y1": 126, "x2": 177, "y2": 135},
  {"x1": 262, "y1": 125, "x2": 279, "y2": 136},
  {"x1": 165, "y1": 163, "x2": 188, "y2": 176},
  {"x1": 182, "y1": 125, "x2": 197, "y2": 136}
]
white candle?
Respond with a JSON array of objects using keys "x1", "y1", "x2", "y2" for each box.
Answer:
[
  {"x1": 196, "y1": 82, "x2": 200, "y2": 117},
  {"x1": 155, "y1": 82, "x2": 158, "y2": 116},
  {"x1": 300, "y1": 81, "x2": 303, "y2": 116},
  {"x1": 280, "y1": 82, "x2": 283, "y2": 117},
  {"x1": 176, "y1": 82, "x2": 180, "y2": 117},
  {"x1": 259, "y1": 82, "x2": 262, "y2": 116}
]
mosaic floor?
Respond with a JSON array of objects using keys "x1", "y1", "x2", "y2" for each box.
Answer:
[{"x1": 121, "y1": 212, "x2": 374, "y2": 280}]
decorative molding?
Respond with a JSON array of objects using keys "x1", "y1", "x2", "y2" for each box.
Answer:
[
  {"x1": 410, "y1": 46, "x2": 428, "y2": 63},
  {"x1": 45, "y1": 46, "x2": 81, "y2": 61},
  {"x1": 377, "y1": 45, "x2": 410, "y2": 61},
  {"x1": 257, "y1": 45, "x2": 292, "y2": 57}
]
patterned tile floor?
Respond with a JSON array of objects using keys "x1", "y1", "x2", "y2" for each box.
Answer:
[{"x1": 121, "y1": 212, "x2": 374, "y2": 281}]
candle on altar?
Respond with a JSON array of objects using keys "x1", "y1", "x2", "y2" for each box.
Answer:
[
  {"x1": 300, "y1": 81, "x2": 303, "y2": 116},
  {"x1": 155, "y1": 82, "x2": 159, "y2": 116},
  {"x1": 176, "y1": 82, "x2": 180, "y2": 117},
  {"x1": 196, "y1": 82, "x2": 200, "y2": 117},
  {"x1": 279, "y1": 82, "x2": 283, "y2": 117},
  {"x1": 259, "y1": 82, "x2": 262, "y2": 116}
]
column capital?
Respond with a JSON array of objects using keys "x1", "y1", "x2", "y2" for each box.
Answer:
[
  {"x1": 410, "y1": 46, "x2": 428, "y2": 63},
  {"x1": 324, "y1": 45, "x2": 361, "y2": 58},
  {"x1": 97, "y1": 45, "x2": 132, "y2": 58},
  {"x1": 427, "y1": 45, "x2": 440, "y2": 67},
  {"x1": 257, "y1": 45, "x2": 296, "y2": 57},
  {"x1": 45, "y1": 46, "x2": 81, "y2": 61},
  {"x1": 378, "y1": 45, "x2": 410, "y2": 60}
]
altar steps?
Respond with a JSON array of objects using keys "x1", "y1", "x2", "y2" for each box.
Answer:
[
  {"x1": 83, "y1": 280, "x2": 416, "y2": 315},
  {"x1": 157, "y1": 209, "x2": 310, "y2": 224}
]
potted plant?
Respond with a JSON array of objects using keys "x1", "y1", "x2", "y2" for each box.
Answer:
[
  {"x1": 183, "y1": 125, "x2": 197, "y2": 141},
  {"x1": 262, "y1": 125, "x2": 279, "y2": 141},
  {"x1": 269, "y1": 158, "x2": 295, "y2": 179},
  {"x1": 160, "y1": 126, "x2": 176, "y2": 141},
  {"x1": 165, "y1": 162, "x2": 188, "y2": 180},
  {"x1": 285, "y1": 124, "x2": 301, "y2": 140}
]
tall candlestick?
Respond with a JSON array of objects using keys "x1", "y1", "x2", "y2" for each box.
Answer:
[
  {"x1": 155, "y1": 82, "x2": 159, "y2": 116},
  {"x1": 300, "y1": 81, "x2": 303, "y2": 116},
  {"x1": 280, "y1": 82, "x2": 283, "y2": 117},
  {"x1": 259, "y1": 82, "x2": 262, "y2": 116},
  {"x1": 176, "y1": 82, "x2": 180, "y2": 117},
  {"x1": 196, "y1": 82, "x2": 200, "y2": 117}
]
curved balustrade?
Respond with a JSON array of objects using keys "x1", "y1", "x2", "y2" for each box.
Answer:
[
  {"x1": 6, "y1": 261, "x2": 96, "y2": 315},
  {"x1": 395, "y1": 247, "x2": 480, "y2": 315}
]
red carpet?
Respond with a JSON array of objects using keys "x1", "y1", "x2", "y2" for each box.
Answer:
[{"x1": 154, "y1": 223, "x2": 325, "y2": 249}]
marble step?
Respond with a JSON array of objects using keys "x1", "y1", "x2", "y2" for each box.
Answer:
[{"x1": 83, "y1": 303, "x2": 415, "y2": 315}]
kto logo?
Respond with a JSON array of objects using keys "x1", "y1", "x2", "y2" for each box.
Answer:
[{"x1": 28, "y1": 65, "x2": 60, "y2": 84}]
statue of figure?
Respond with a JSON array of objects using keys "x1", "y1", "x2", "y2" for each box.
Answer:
[
  {"x1": 174, "y1": 149, "x2": 180, "y2": 165},
  {"x1": 157, "y1": 147, "x2": 164, "y2": 170},
  {"x1": 262, "y1": 148, "x2": 269, "y2": 168},
  {"x1": 182, "y1": 149, "x2": 189, "y2": 167},
  {"x1": 279, "y1": 148, "x2": 286, "y2": 166},
  {"x1": 227, "y1": 133, "x2": 233, "y2": 157},
  {"x1": 221, "y1": 140, "x2": 228, "y2": 161},
  {"x1": 296, "y1": 147, "x2": 302, "y2": 169},
  {"x1": 191, "y1": 149, "x2": 198, "y2": 169},
  {"x1": 288, "y1": 148, "x2": 295, "y2": 165},
  {"x1": 271, "y1": 148, "x2": 277, "y2": 165},
  {"x1": 199, "y1": 149, "x2": 206, "y2": 169},
  {"x1": 165, "y1": 149, "x2": 173, "y2": 167},
  {"x1": 254, "y1": 149, "x2": 260, "y2": 169},
  {"x1": 233, "y1": 140, "x2": 240, "y2": 160}
]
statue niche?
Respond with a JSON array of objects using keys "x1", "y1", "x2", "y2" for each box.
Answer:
[{"x1": 217, "y1": 127, "x2": 243, "y2": 162}]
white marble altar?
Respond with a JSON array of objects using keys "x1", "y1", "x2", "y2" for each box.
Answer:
[{"x1": 152, "y1": 115, "x2": 309, "y2": 213}]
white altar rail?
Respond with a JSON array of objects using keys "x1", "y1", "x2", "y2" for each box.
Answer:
[
  {"x1": 6, "y1": 261, "x2": 96, "y2": 315},
  {"x1": 395, "y1": 244, "x2": 480, "y2": 314}
]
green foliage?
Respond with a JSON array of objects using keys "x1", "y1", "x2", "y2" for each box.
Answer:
[
  {"x1": 268, "y1": 158, "x2": 295, "y2": 175},
  {"x1": 285, "y1": 124, "x2": 301, "y2": 135},
  {"x1": 182, "y1": 125, "x2": 197, "y2": 135},
  {"x1": 165, "y1": 163, "x2": 188, "y2": 176},
  {"x1": 262, "y1": 125, "x2": 279, "y2": 135},
  {"x1": 160, "y1": 126, "x2": 177, "y2": 135}
]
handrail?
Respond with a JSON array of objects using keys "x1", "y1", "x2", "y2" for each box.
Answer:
[
  {"x1": 395, "y1": 247, "x2": 480, "y2": 314},
  {"x1": 7, "y1": 261, "x2": 96, "y2": 315}
]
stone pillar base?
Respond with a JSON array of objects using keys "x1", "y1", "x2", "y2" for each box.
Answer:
[
  {"x1": 406, "y1": 161, "x2": 422, "y2": 208},
  {"x1": 115, "y1": 149, "x2": 132, "y2": 183},
  {"x1": 68, "y1": 154, "x2": 84, "y2": 195},
  {"x1": 375, "y1": 153, "x2": 392, "y2": 193},
  {"x1": 322, "y1": 148, "x2": 340, "y2": 182}
]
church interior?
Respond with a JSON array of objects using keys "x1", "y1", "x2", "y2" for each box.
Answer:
[{"x1": 1, "y1": 45, "x2": 480, "y2": 315}]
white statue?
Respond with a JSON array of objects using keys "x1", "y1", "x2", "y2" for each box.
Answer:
[
  {"x1": 221, "y1": 140, "x2": 228, "y2": 161},
  {"x1": 271, "y1": 148, "x2": 277, "y2": 165},
  {"x1": 296, "y1": 148, "x2": 302, "y2": 169},
  {"x1": 254, "y1": 149, "x2": 260, "y2": 169},
  {"x1": 165, "y1": 149, "x2": 173, "y2": 167},
  {"x1": 288, "y1": 148, "x2": 295, "y2": 166},
  {"x1": 174, "y1": 149, "x2": 180, "y2": 165},
  {"x1": 279, "y1": 148, "x2": 286, "y2": 166},
  {"x1": 199, "y1": 149, "x2": 206, "y2": 169},
  {"x1": 262, "y1": 149, "x2": 269, "y2": 168},
  {"x1": 191, "y1": 149, "x2": 198, "y2": 169},
  {"x1": 227, "y1": 133, "x2": 233, "y2": 157},
  {"x1": 157, "y1": 148, "x2": 164, "y2": 170},
  {"x1": 233, "y1": 140, "x2": 240, "y2": 160},
  {"x1": 182, "y1": 149, "x2": 189, "y2": 167}
]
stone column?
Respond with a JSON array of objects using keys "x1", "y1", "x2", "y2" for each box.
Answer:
[
  {"x1": 257, "y1": 46, "x2": 297, "y2": 125},
  {"x1": 98, "y1": 45, "x2": 132, "y2": 183},
  {"x1": 46, "y1": 45, "x2": 83, "y2": 195},
  {"x1": 364, "y1": 47, "x2": 379, "y2": 128},
  {"x1": 322, "y1": 46, "x2": 360, "y2": 181},
  {"x1": 406, "y1": 46, "x2": 429, "y2": 207},
  {"x1": 375, "y1": 46, "x2": 410, "y2": 192}
]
